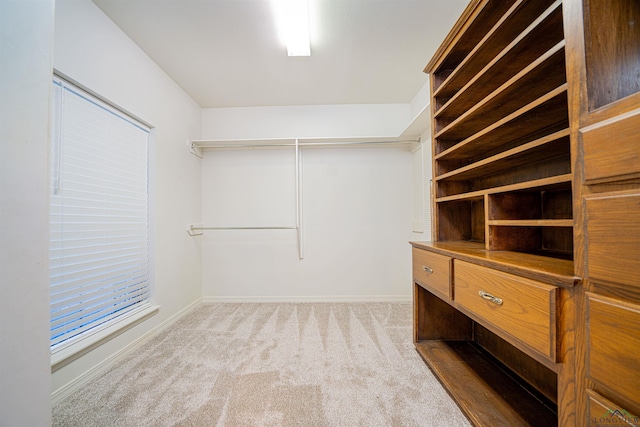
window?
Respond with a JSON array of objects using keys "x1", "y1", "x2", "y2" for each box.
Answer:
[{"x1": 49, "y1": 76, "x2": 153, "y2": 360}]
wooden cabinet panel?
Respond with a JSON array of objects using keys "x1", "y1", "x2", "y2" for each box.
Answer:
[
  {"x1": 585, "y1": 192, "x2": 640, "y2": 289},
  {"x1": 455, "y1": 260, "x2": 557, "y2": 359},
  {"x1": 587, "y1": 389, "x2": 640, "y2": 426},
  {"x1": 412, "y1": 247, "x2": 452, "y2": 299},
  {"x1": 582, "y1": 0, "x2": 640, "y2": 111},
  {"x1": 581, "y1": 107, "x2": 640, "y2": 183},
  {"x1": 587, "y1": 293, "x2": 640, "y2": 408}
]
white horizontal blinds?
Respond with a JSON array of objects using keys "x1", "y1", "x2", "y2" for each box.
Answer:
[{"x1": 50, "y1": 77, "x2": 150, "y2": 351}]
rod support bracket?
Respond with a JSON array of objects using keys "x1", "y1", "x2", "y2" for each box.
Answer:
[
  {"x1": 188, "y1": 140, "x2": 203, "y2": 158},
  {"x1": 186, "y1": 224, "x2": 203, "y2": 236}
]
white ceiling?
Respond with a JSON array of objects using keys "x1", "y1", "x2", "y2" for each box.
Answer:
[{"x1": 92, "y1": 0, "x2": 469, "y2": 108}]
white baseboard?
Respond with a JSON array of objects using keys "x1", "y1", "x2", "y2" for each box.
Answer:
[
  {"x1": 51, "y1": 298, "x2": 203, "y2": 405},
  {"x1": 202, "y1": 295, "x2": 411, "y2": 303}
]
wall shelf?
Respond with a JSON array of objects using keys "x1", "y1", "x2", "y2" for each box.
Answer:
[{"x1": 189, "y1": 136, "x2": 420, "y2": 157}]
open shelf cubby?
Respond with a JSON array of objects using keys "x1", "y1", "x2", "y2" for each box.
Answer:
[{"x1": 414, "y1": 283, "x2": 558, "y2": 427}]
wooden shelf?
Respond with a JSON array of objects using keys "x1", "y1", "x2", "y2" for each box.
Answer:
[
  {"x1": 434, "y1": 0, "x2": 565, "y2": 125},
  {"x1": 435, "y1": 84, "x2": 568, "y2": 151},
  {"x1": 437, "y1": 39, "x2": 565, "y2": 124},
  {"x1": 435, "y1": 3, "x2": 564, "y2": 118},
  {"x1": 435, "y1": 48, "x2": 566, "y2": 140},
  {"x1": 435, "y1": 129, "x2": 570, "y2": 180},
  {"x1": 433, "y1": 0, "x2": 559, "y2": 99},
  {"x1": 429, "y1": 1, "x2": 518, "y2": 91},
  {"x1": 488, "y1": 219, "x2": 573, "y2": 227},
  {"x1": 435, "y1": 90, "x2": 568, "y2": 163},
  {"x1": 435, "y1": 174, "x2": 572, "y2": 202},
  {"x1": 415, "y1": 341, "x2": 557, "y2": 427}
]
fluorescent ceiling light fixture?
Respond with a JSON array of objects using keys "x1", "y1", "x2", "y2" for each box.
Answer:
[{"x1": 273, "y1": 0, "x2": 311, "y2": 56}]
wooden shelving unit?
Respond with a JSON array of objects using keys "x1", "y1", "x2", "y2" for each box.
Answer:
[
  {"x1": 412, "y1": 0, "x2": 580, "y2": 425},
  {"x1": 430, "y1": 0, "x2": 571, "y2": 259},
  {"x1": 413, "y1": 0, "x2": 640, "y2": 425}
]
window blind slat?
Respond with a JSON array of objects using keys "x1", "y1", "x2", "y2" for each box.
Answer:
[
  {"x1": 51, "y1": 287, "x2": 149, "y2": 326},
  {"x1": 51, "y1": 290, "x2": 150, "y2": 348},
  {"x1": 50, "y1": 271, "x2": 148, "y2": 300},
  {"x1": 51, "y1": 282, "x2": 149, "y2": 325},
  {"x1": 51, "y1": 285, "x2": 149, "y2": 329},
  {"x1": 50, "y1": 264, "x2": 148, "y2": 295},
  {"x1": 50, "y1": 283, "x2": 150, "y2": 345},
  {"x1": 50, "y1": 76, "x2": 151, "y2": 352}
]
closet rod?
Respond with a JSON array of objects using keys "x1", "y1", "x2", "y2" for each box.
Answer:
[
  {"x1": 188, "y1": 225, "x2": 296, "y2": 234},
  {"x1": 186, "y1": 225, "x2": 299, "y2": 237},
  {"x1": 196, "y1": 226, "x2": 296, "y2": 230}
]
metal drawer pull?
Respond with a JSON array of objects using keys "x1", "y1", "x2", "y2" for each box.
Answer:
[
  {"x1": 422, "y1": 266, "x2": 434, "y2": 274},
  {"x1": 479, "y1": 291, "x2": 503, "y2": 305}
]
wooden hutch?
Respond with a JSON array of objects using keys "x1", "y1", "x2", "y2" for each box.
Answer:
[{"x1": 411, "y1": 0, "x2": 640, "y2": 425}]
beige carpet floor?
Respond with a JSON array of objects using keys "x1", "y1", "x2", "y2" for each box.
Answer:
[{"x1": 53, "y1": 302, "x2": 471, "y2": 426}]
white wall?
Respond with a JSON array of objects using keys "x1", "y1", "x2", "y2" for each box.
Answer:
[
  {"x1": 200, "y1": 106, "x2": 416, "y2": 300},
  {"x1": 52, "y1": 0, "x2": 202, "y2": 396},
  {"x1": 201, "y1": 147, "x2": 414, "y2": 300},
  {"x1": 411, "y1": 127, "x2": 433, "y2": 242},
  {"x1": 412, "y1": 144, "x2": 425, "y2": 234},
  {"x1": 409, "y1": 81, "x2": 431, "y2": 120},
  {"x1": 201, "y1": 104, "x2": 411, "y2": 139},
  {"x1": 422, "y1": 127, "x2": 433, "y2": 240},
  {"x1": 0, "y1": 1, "x2": 54, "y2": 425}
]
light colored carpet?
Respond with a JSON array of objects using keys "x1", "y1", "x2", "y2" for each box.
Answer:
[{"x1": 53, "y1": 303, "x2": 471, "y2": 426}]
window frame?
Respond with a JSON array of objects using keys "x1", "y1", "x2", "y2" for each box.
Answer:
[{"x1": 49, "y1": 73, "x2": 158, "y2": 369}]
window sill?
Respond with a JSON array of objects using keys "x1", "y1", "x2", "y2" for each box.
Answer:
[{"x1": 51, "y1": 303, "x2": 159, "y2": 372}]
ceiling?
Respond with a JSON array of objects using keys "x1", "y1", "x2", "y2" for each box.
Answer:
[{"x1": 92, "y1": 0, "x2": 469, "y2": 108}]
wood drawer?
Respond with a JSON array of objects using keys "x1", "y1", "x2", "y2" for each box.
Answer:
[
  {"x1": 454, "y1": 261, "x2": 557, "y2": 359},
  {"x1": 412, "y1": 248, "x2": 451, "y2": 299},
  {"x1": 586, "y1": 191, "x2": 640, "y2": 289},
  {"x1": 587, "y1": 293, "x2": 640, "y2": 406},
  {"x1": 582, "y1": 107, "x2": 640, "y2": 183},
  {"x1": 587, "y1": 389, "x2": 640, "y2": 426}
]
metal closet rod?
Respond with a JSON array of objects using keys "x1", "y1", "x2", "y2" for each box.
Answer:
[
  {"x1": 191, "y1": 225, "x2": 297, "y2": 231},
  {"x1": 186, "y1": 224, "x2": 297, "y2": 235},
  {"x1": 186, "y1": 139, "x2": 305, "y2": 260}
]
